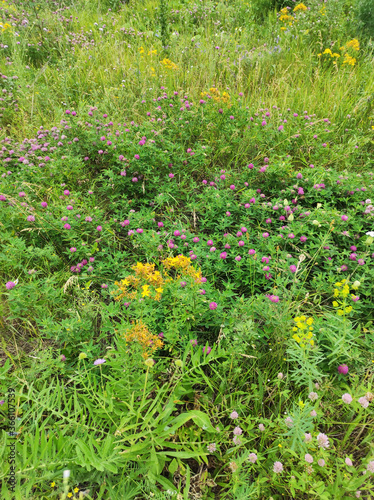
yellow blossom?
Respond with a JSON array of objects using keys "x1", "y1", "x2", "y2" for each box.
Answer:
[{"x1": 293, "y1": 3, "x2": 307, "y2": 12}]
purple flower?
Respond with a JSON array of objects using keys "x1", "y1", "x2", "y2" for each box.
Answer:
[
  {"x1": 93, "y1": 359, "x2": 106, "y2": 366},
  {"x1": 209, "y1": 302, "x2": 217, "y2": 310},
  {"x1": 233, "y1": 426, "x2": 243, "y2": 436},
  {"x1": 64, "y1": 223, "x2": 71, "y2": 230},
  {"x1": 267, "y1": 295, "x2": 279, "y2": 303},
  {"x1": 305, "y1": 454, "x2": 314, "y2": 464},
  {"x1": 289, "y1": 265, "x2": 297, "y2": 273},
  {"x1": 338, "y1": 364, "x2": 348, "y2": 375},
  {"x1": 203, "y1": 346, "x2": 211, "y2": 354},
  {"x1": 101, "y1": 284, "x2": 108, "y2": 289},
  {"x1": 70, "y1": 247, "x2": 77, "y2": 253},
  {"x1": 230, "y1": 411, "x2": 239, "y2": 419},
  {"x1": 27, "y1": 215, "x2": 35, "y2": 222},
  {"x1": 41, "y1": 201, "x2": 48, "y2": 208},
  {"x1": 220, "y1": 252, "x2": 227, "y2": 259},
  {"x1": 190, "y1": 339, "x2": 198, "y2": 347},
  {"x1": 61, "y1": 354, "x2": 66, "y2": 362},
  {"x1": 341, "y1": 215, "x2": 348, "y2": 221},
  {"x1": 5, "y1": 281, "x2": 16, "y2": 290},
  {"x1": 262, "y1": 232, "x2": 269, "y2": 238}
]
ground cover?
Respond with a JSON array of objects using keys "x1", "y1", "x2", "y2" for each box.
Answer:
[{"x1": 0, "y1": 0, "x2": 374, "y2": 498}]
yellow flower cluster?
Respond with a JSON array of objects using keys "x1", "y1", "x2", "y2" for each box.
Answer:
[
  {"x1": 201, "y1": 87, "x2": 230, "y2": 104},
  {"x1": 318, "y1": 39, "x2": 359, "y2": 67},
  {"x1": 113, "y1": 256, "x2": 201, "y2": 302},
  {"x1": 342, "y1": 53, "x2": 356, "y2": 67},
  {"x1": 160, "y1": 58, "x2": 178, "y2": 70},
  {"x1": 292, "y1": 316, "x2": 314, "y2": 348},
  {"x1": 0, "y1": 22, "x2": 11, "y2": 32},
  {"x1": 114, "y1": 262, "x2": 168, "y2": 302},
  {"x1": 279, "y1": 7, "x2": 295, "y2": 27},
  {"x1": 332, "y1": 279, "x2": 354, "y2": 315},
  {"x1": 293, "y1": 3, "x2": 307, "y2": 12},
  {"x1": 139, "y1": 46, "x2": 158, "y2": 56},
  {"x1": 121, "y1": 320, "x2": 163, "y2": 359},
  {"x1": 318, "y1": 48, "x2": 340, "y2": 58},
  {"x1": 344, "y1": 39, "x2": 360, "y2": 51},
  {"x1": 162, "y1": 254, "x2": 202, "y2": 283}
]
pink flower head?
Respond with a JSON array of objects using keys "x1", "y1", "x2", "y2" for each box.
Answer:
[
  {"x1": 341, "y1": 215, "x2": 348, "y2": 221},
  {"x1": 209, "y1": 302, "x2": 217, "y2": 310},
  {"x1": 342, "y1": 393, "x2": 353, "y2": 404},
  {"x1": 289, "y1": 265, "x2": 297, "y2": 273},
  {"x1": 233, "y1": 426, "x2": 243, "y2": 436},
  {"x1": 5, "y1": 281, "x2": 16, "y2": 290},
  {"x1": 41, "y1": 201, "x2": 48, "y2": 208},
  {"x1": 248, "y1": 453, "x2": 257, "y2": 463},
  {"x1": 63, "y1": 190, "x2": 70, "y2": 196},
  {"x1": 262, "y1": 232, "x2": 269, "y2": 238},
  {"x1": 230, "y1": 411, "x2": 239, "y2": 419},
  {"x1": 61, "y1": 354, "x2": 66, "y2": 361},
  {"x1": 268, "y1": 295, "x2": 279, "y2": 303},
  {"x1": 367, "y1": 461, "x2": 374, "y2": 473},
  {"x1": 64, "y1": 223, "x2": 71, "y2": 230},
  {"x1": 345, "y1": 457, "x2": 353, "y2": 466},
  {"x1": 304, "y1": 433, "x2": 312, "y2": 443},
  {"x1": 305, "y1": 454, "x2": 313, "y2": 464},
  {"x1": 338, "y1": 364, "x2": 348, "y2": 375},
  {"x1": 70, "y1": 247, "x2": 77, "y2": 253},
  {"x1": 190, "y1": 339, "x2": 198, "y2": 347},
  {"x1": 229, "y1": 184, "x2": 235, "y2": 190},
  {"x1": 220, "y1": 252, "x2": 227, "y2": 259},
  {"x1": 248, "y1": 249, "x2": 256, "y2": 255},
  {"x1": 101, "y1": 284, "x2": 108, "y2": 289},
  {"x1": 203, "y1": 346, "x2": 211, "y2": 355},
  {"x1": 93, "y1": 359, "x2": 106, "y2": 366},
  {"x1": 258, "y1": 424, "x2": 265, "y2": 432},
  {"x1": 318, "y1": 459, "x2": 325, "y2": 467},
  {"x1": 358, "y1": 396, "x2": 369, "y2": 408},
  {"x1": 273, "y1": 461, "x2": 283, "y2": 473},
  {"x1": 19, "y1": 191, "x2": 26, "y2": 197},
  {"x1": 316, "y1": 433, "x2": 329, "y2": 449},
  {"x1": 96, "y1": 226, "x2": 102, "y2": 232}
]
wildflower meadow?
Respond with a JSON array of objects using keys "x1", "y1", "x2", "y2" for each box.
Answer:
[{"x1": 1, "y1": 0, "x2": 374, "y2": 498}]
